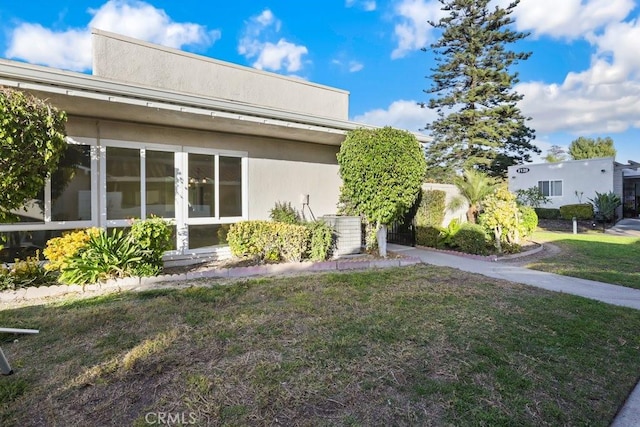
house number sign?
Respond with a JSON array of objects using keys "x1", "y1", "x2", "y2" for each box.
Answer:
[{"x1": 516, "y1": 167, "x2": 530, "y2": 174}]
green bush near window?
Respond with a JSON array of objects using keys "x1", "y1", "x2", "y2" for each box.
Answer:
[
  {"x1": 130, "y1": 216, "x2": 173, "y2": 271},
  {"x1": 534, "y1": 207, "x2": 561, "y2": 220},
  {"x1": 269, "y1": 201, "x2": 301, "y2": 224},
  {"x1": 228, "y1": 220, "x2": 336, "y2": 263},
  {"x1": 559, "y1": 204, "x2": 594, "y2": 220},
  {"x1": 449, "y1": 223, "x2": 489, "y2": 255},
  {"x1": 59, "y1": 229, "x2": 144, "y2": 286}
]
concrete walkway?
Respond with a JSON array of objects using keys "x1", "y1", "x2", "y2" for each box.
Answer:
[
  {"x1": 606, "y1": 218, "x2": 640, "y2": 237},
  {"x1": 387, "y1": 243, "x2": 640, "y2": 427}
]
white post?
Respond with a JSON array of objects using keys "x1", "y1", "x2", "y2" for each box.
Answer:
[
  {"x1": 377, "y1": 224, "x2": 387, "y2": 258},
  {"x1": 572, "y1": 216, "x2": 577, "y2": 235}
]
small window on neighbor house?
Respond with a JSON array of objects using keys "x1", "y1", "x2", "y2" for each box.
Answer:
[{"x1": 538, "y1": 180, "x2": 562, "y2": 197}]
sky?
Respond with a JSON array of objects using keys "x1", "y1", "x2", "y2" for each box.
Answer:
[{"x1": 0, "y1": 0, "x2": 639, "y2": 164}]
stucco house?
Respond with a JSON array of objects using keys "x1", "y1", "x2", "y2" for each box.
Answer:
[
  {"x1": 0, "y1": 29, "x2": 428, "y2": 263},
  {"x1": 507, "y1": 157, "x2": 640, "y2": 218}
]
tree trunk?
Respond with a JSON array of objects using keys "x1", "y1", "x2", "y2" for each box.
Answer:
[
  {"x1": 466, "y1": 205, "x2": 477, "y2": 223},
  {"x1": 377, "y1": 223, "x2": 387, "y2": 258}
]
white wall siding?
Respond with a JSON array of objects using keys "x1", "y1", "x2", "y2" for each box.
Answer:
[{"x1": 508, "y1": 158, "x2": 615, "y2": 209}]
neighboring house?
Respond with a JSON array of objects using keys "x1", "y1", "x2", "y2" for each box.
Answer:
[
  {"x1": 507, "y1": 157, "x2": 640, "y2": 218},
  {"x1": 0, "y1": 29, "x2": 429, "y2": 263}
]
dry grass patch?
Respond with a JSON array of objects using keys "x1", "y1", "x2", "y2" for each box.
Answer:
[{"x1": 0, "y1": 266, "x2": 639, "y2": 426}]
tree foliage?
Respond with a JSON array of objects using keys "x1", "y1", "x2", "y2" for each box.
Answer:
[
  {"x1": 453, "y1": 168, "x2": 498, "y2": 223},
  {"x1": 422, "y1": 0, "x2": 538, "y2": 181},
  {"x1": 0, "y1": 87, "x2": 67, "y2": 222},
  {"x1": 568, "y1": 137, "x2": 616, "y2": 160},
  {"x1": 479, "y1": 186, "x2": 521, "y2": 253},
  {"x1": 337, "y1": 127, "x2": 426, "y2": 255},
  {"x1": 543, "y1": 145, "x2": 568, "y2": 163}
]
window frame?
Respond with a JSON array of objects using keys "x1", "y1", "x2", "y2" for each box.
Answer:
[{"x1": 538, "y1": 180, "x2": 563, "y2": 197}]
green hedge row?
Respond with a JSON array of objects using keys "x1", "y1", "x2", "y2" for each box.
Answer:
[{"x1": 228, "y1": 220, "x2": 334, "y2": 262}]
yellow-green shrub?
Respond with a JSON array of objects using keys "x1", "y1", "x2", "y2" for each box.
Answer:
[
  {"x1": 228, "y1": 221, "x2": 310, "y2": 262},
  {"x1": 43, "y1": 227, "x2": 101, "y2": 271},
  {"x1": 559, "y1": 204, "x2": 593, "y2": 220}
]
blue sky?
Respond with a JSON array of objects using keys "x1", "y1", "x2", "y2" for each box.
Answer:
[{"x1": 1, "y1": 0, "x2": 639, "y2": 164}]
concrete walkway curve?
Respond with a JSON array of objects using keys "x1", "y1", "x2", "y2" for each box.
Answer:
[
  {"x1": 387, "y1": 243, "x2": 640, "y2": 427},
  {"x1": 606, "y1": 218, "x2": 640, "y2": 238}
]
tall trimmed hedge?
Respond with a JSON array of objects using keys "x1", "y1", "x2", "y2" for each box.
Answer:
[{"x1": 416, "y1": 189, "x2": 446, "y2": 227}]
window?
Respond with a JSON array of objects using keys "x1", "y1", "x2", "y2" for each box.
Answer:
[{"x1": 538, "y1": 180, "x2": 562, "y2": 197}]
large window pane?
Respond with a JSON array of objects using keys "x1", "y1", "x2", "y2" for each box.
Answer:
[
  {"x1": 0, "y1": 229, "x2": 64, "y2": 263},
  {"x1": 219, "y1": 156, "x2": 242, "y2": 217},
  {"x1": 146, "y1": 150, "x2": 175, "y2": 218},
  {"x1": 107, "y1": 147, "x2": 141, "y2": 219},
  {"x1": 188, "y1": 154, "x2": 215, "y2": 218},
  {"x1": 52, "y1": 145, "x2": 92, "y2": 221},
  {"x1": 188, "y1": 224, "x2": 227, "y2": 249}
]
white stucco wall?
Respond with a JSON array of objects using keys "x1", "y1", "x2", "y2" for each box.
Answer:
[
  {"x1": 92, "y1": 30, "x2": 349, "y2": 121},
  {"x1": 508, "y1": 158, "x2": 615, "y2": 208}
]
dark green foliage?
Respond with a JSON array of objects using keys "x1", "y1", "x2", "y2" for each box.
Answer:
[
  {"x1": 569, "y1": 137, "x2": 616, "y2": 160},
  {"x1": 59, "y1": 229, "x2": 144, "y2": 286},
  {"x1": 337, "y1": 127, "x2": 426, "y2": 226},
  {"x1": 416, "y1": 190, "x2": 446, "y2": 228},
  {"x1": 416, "y1": 226, "x2": 443, "y2": 248},
  {"x1": 588, "y1": 191, "x2": 621, "y2": 222},
  {"x1": 130, "y1": 216, "x2": 173, "y2": 271},
  {"x1": 422, "y1": 0, "x2": 538, "y2": 180},
  {"x1": 0, "y1": 87, "x2": 67, "y2": 223},
  {"x1": 269, "y1": 201, "x2": 301, "y2": 224},
  {"x1": 535, "y1": 208, "x2": 561, "y2": 220},
  {"x1": 449, "y1": 223, "x2": 489, "y2": 255},
  {"x1": 559, "y1": 204, "x2": 594, "y2": 221},
  {"x1": 305, "y1": 221, "x2": 335, "y2": 261},
  {"x1": 519, "y1": 206, "x2": 538, "y2": 238}
]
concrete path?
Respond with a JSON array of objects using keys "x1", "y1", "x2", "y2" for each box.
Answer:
[
  {"x1": 387, "y1": 243, "x2": 640, "y2": 427},
  {"x1": 606, "y1": 218, "x2": 640, "y2": 237}
]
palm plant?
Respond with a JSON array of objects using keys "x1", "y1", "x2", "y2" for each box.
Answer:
[{"x1": 452, "y1": 169, "x2": 499, "y2": 223}]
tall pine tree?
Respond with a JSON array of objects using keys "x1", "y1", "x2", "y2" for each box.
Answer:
[{"x1": 422, "y1": 0, "x2": 539, "y2": 181}]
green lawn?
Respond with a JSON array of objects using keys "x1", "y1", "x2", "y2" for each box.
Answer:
[
  {"x1": 530, "y1": 231, "x2": 640, "y2": 289},
  {"x1": 1, "y1": 265, "x2": 640, "y2": 426}
]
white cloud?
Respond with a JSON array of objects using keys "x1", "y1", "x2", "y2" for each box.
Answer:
[
  {"x1": 391, "y1": 0, "x2": 445, "y2": 59},
  {"x1": 5, "y1": 0, "x2": 220, "y2": 72},
  {"x1": 353, "y1": 99, "x2": 437, "y2": 133},
  {"x1": 346, "y1": 0, "x2": 377, "y2": 11},
  {"x1": 238, "y1": 9, "x2": 309, "y2": 73},
  {"x1": 516, "y1": 16, "x2": 640, "y2": 135},
  {"x1": 504, "y1": 0, "x2": 635, "y2": 40},
  {"x1": 348, "y1": 61, "x2": 364, "y2": 72}
]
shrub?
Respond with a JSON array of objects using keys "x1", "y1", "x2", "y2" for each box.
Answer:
[
  {"x1": 416, "y1": 226, "x2": 443, "y2": 248},
  {"x1": 269, "y1": 201, "x2": 301, "y2": 224},
  {"x1": 535, "y1": 208, "x2": 561, "y2": 220},
  {"x1": 440, "y1": 219, "x2": 461, "y2": 247},
  {"x1": 0, "y1": 253, "x2": 58, "y2": 290},
  {"x1": 479, "y1": 186, "x2": 521, "y2": 253},
  {"x1": 449, "y1": 223, "x2": 489, "y2": 255},
  {"x1": 228, "y1": 221, "x2": 310, "y2": 262},
  {"x1": 130, "y1": 216, "x2": 173, "y2": 270},
  {"x1": 416, "y1": 189, "x2": 446, "y2": 227},
  {"x1": 588, "y1": 191, "x2": 621, "y2": 222},
  {"x1": 519, "y1": 206, "x2": 538, "y2": 238},
  {"x1": 305, "y1": 221, "x2": 335, "y2": 261},
  {"x1": 516, "y1": 187, "x2": 550, "y2": 208},
  {"x1": 59, "y1": 229, "x2": 143, "y2": 286},
  {"x1": 559, "y1": 204, "x2": 594, "y2": 220},
  {"x1": 43, "y1": 228, "x2": 101, "y2": 272}
]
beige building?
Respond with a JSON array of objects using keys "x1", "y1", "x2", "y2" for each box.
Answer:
[{"x1": 0, "y1": 30, "x2": 428, "y2": 262}]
